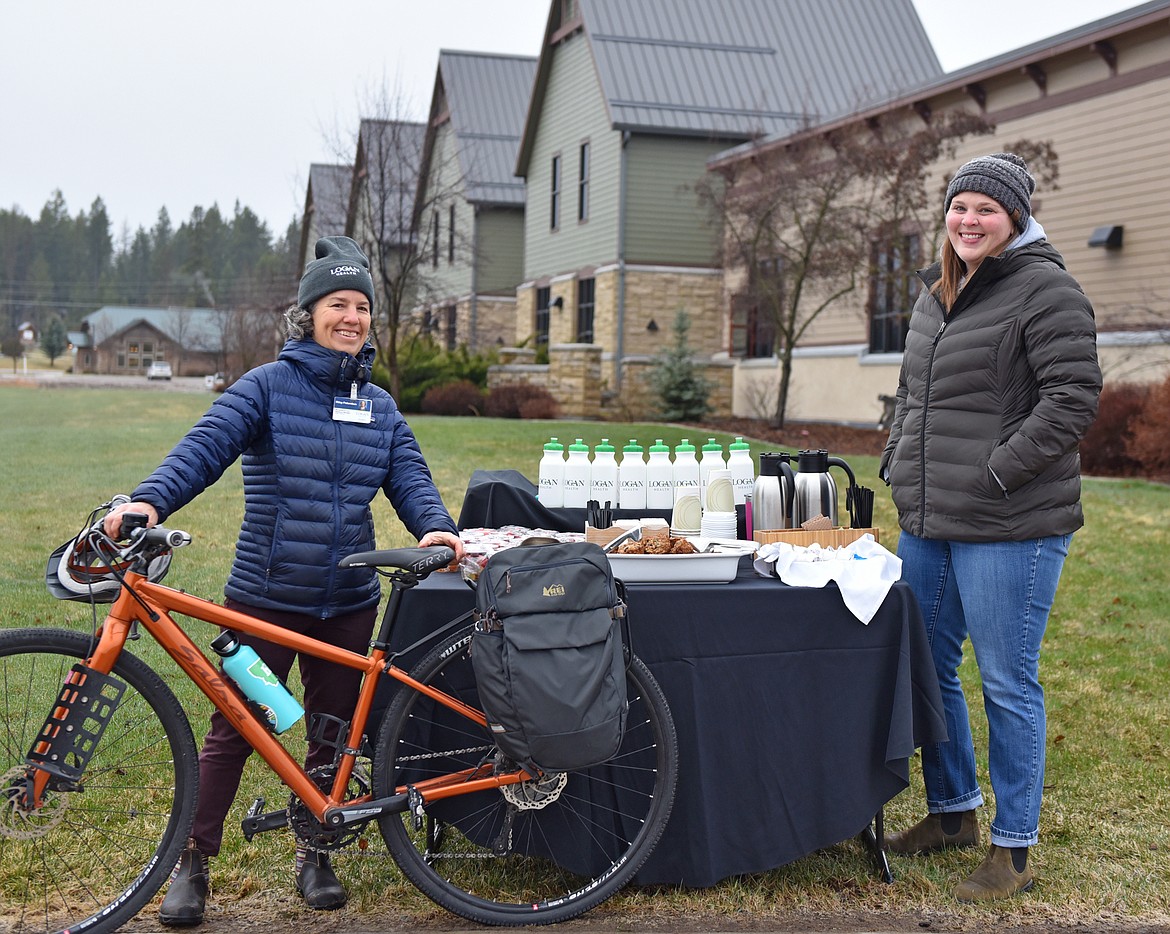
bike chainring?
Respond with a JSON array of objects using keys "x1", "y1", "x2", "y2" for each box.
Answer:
[
  {"x1": 287, "y1": 763, "x2": 371, "y2": 852},
  {"x1": 0, "y1": 766, "x2": 70, "y2": 840}
]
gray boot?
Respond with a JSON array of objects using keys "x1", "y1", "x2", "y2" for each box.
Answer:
[{"x1": 159, "y1": 838, "x2": 209, "y2": 926}]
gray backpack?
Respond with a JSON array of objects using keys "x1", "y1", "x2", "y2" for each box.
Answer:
[{"x1": 471, "y1": 541, "x2": 628, "y2": 774}]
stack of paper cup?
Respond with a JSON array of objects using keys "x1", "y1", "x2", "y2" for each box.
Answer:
[
  {"x1": 700, "y1": 511, "x2": 737, "y2": 539},
  {"x1": 705, "y1": 469, "x2": 735, "y2": 513},
  {"x1": 671, "y1": 491, "x2": 702, "y2": 534}
]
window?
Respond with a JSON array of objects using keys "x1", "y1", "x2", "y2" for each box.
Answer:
[
  {"x1": 535, "y1": 286, "x2": 551, "y2": 348},
  {"x1": 576, "y1": 278, "x2": 595, "y2": 343},
  {"x1": 550, "y1": 154, "x2": 562, "y2": 230},
  {"x1": 432, "y1": 211, "x2": 440, "y2": 268},
  {"x1": 577, "y1": 141, "x2": 590, "y2": 222},
  {"x1": 868, "y1": 232, "x2": 921, "y2": 353},
  {"x1": 448, "y1": 204, "x2": 456, "y2": 263},
  {"x1": 730, "y1": 257, "x2": 779, "y2": 359},
  {"x1": 444, "y1": 304, "x2": 457, "y2": 351}
]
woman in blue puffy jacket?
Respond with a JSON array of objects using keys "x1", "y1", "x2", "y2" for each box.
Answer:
[{"x1": 105, "y1": 236, "x2": 463, "y2": 926}]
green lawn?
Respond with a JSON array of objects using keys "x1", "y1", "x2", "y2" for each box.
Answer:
[{"x1": 1, "y1": 384, "x2": 1167, "y2": 929}]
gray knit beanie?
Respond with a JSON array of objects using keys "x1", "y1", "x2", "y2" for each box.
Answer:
[
  {"x1": 944, "y1": 152, "x2": 1036, "y2": 231},
  {"x1": 298, "y1": 236, "x2": 375, "y2": 309}
]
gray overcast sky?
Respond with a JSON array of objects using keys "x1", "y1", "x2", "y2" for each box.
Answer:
[{"x1": 0, "y1": 0, "x2": 1144, "y2": 240}]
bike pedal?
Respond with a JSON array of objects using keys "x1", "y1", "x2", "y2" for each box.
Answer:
[{"x1": 241, "y1": 800, "x2": 287, "y2": 841}]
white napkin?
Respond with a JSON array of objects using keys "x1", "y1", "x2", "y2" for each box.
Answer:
[{"x1": 752, "y1": 533, "x2": 902, "y2": 624}]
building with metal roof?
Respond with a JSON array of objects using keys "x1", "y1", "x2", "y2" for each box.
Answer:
[
  {"x1": 74, "y1": 306, "x2": 226, "y2": 377},
  {"x1": 298, "y1": 163, "x2": 353, "y2": 274}
]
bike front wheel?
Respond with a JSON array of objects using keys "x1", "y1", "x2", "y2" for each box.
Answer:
[
  {"x1": 372, "y1": 626, "x2": 678, "y2": 926},
  {"x1": 0, "y1": 628, "x2": 198, "y2": 934}
]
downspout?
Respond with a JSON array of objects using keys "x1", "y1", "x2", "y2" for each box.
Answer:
[
  {"x1": 470, "y1": 204, "x2": 480, "y2": 349},
  {"x1": 615, "y1": 130, "x2": 631, "y2": 392}
]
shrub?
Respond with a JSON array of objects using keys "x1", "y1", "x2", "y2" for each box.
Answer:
[
  {"x1": 484, "y1": 383, "x2": 558, "y2": 419},
  {"x1": 420, "y1": 380, "x2": 484, "y2": 416},
  {"x1": 1126, "y1": 373, "x2": 1170, "y2": 482},
  {"x1": 374, "y1": 334, "x2": 497, "y2": 412},
  {"x1": 1079, "y1": 382, "x2": 1149, "y2": 478},
  {"x1": 649, "y1": 310, "x2": 711, "y2": 422}
]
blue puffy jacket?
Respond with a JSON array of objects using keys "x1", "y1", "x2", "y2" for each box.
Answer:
[{"x1": 133, "y1": 339, "x2": 457, "y2": 617}]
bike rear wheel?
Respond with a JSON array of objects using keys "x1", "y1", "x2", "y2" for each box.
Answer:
[
  {"x1": 0, "y1": 628, "x2": 198, "y2": 934},
  {"x1": 372, "y1": 626, "x2": 677, "y2": 926}
]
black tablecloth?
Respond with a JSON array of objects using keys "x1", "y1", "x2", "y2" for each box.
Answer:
[{"x1": 393, "y1": 560, "x2": 946, "y2": 888}]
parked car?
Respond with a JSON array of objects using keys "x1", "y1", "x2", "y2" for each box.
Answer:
[
  {"x1": 146, "y1": 362, "x2": 173, "y2": 380},
  {"x1": 203, "y1": 372, "x2": 226, "y2": 391}
]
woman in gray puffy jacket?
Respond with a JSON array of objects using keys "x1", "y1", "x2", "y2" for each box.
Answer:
[
  {"x1": 104, "y1": 236, "x2": 464, "y2": 926},
  {"x1": 879, "y1": 153, "x2": 1100, "y2": 902}
]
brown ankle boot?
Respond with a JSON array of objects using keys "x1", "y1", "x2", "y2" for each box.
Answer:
[
  {"x1": 159, "y1": 838, "x2": 209, "y2": 926},
  {"x1": 955, "y1": 845, "x2": 1034, "y2": 902},
  {"x1": 885, "y1": 810, "x2": 979, "y2": 854}
]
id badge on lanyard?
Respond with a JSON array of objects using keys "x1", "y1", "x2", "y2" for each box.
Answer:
[{"x1": 333, "y1": 383, "x2": 372, "y2": 424}]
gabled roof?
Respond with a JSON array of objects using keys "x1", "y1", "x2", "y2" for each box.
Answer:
[
  {"x1": 299, "y1": 163, "x2": 353, "y2": 267},
  {"x1": 711, "y1": 0, "x2": 1170, "y2": 166},
  {"x1": 83, "y1": 306, "x2": 225, "y2": 352},
  {"x1": 424, "y1": 50, "x2": 538, "y2": 208},
  {"x1": 517, "y1": 0, "x2": 943, "y2": 173},
  {"x1": 347, "y1": 119, "x2": 427, "y2": 246}
]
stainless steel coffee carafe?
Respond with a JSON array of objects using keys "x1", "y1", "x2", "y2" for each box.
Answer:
[
  {"x1": 791, "y1": 449, "x2": 856, "y2": 528},
  {"x1": 751, "y1": 452, "x2": 795, "y2": 530}
]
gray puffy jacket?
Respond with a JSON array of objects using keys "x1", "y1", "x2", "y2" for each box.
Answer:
[{"x1": 880, "y1": 238, "x2": 1101, "y2": 542}]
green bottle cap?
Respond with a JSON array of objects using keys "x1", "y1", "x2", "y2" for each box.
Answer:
[
  {"x1": 729, "y1": 436, "x2": 751, "y2": 452},
  {"x1": 623, "y1": 439, "x2": 644, "y2": 453},
  {"x1": 595, "y1": 439, "x2": 615, "y2": 453},
  {"x1": 568, "y1": 438, "x2": 590, "y2": 453},
  {"x1": 648, "y1": 439, "x2": 670, "y2": 454},
  {"x1": 702, "y1": 438, "x2": 723, "y2": 453},
  {"x1": 675, "y1": 439, "x2": 695, "y2": 453},
  {"x1": 543, "y1": 437, "x2": 564, "y2": 452}
]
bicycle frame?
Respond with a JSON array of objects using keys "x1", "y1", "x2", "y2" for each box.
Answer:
[{"x1": 35, "y1": 565, "x2": 526, "y2": 834}]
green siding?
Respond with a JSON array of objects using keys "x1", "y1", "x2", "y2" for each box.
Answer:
[
  {"x1": 425, "y1": 123, "x2": 474, "y2": 299},
  {"x1": 624, "y1": 135, "x2": 726, "y2": 266},
  {"x1": 524, "y1": 33, "x2": 621, "y2": 279},
  {"x1": 477, "y1": 208, "x2": 525, "y2": 293}
]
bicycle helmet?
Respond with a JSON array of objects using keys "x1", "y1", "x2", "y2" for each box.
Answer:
[{"x1": 46, "y1": 528, "x2": 172, "y2": 603}]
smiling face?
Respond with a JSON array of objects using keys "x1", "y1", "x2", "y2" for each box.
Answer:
[
  {"x1": 310, "y1": 290, "x2": 371, "y2": 354},
  {"x1": 946, "y1": 191, "x2": 1016, "y2": 276}
]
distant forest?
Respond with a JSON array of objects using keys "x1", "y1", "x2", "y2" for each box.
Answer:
[{"x1": 0, "y1": 190, "x2": 302, "y2": 332}]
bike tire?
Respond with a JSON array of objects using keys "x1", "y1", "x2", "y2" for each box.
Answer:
[
  {"x1": 0, "y1": 628, "x2": 198, "y2": 934},
  {"x1": 372, "y1": 626, "x2": 678, "y2": 926}
]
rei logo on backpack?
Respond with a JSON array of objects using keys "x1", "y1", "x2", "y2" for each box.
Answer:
[{"x1": 471, "y1": 541, "x2": 628, "y2": 774}]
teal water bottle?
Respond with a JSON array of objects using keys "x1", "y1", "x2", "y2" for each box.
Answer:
[{"x1": 211, "y1": 631, "x2": 305, "y2": 733}]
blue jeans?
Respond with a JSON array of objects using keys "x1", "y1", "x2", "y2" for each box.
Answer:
[{"x1": 897, "y1": 530, "x2": 1071, "y2": 848}]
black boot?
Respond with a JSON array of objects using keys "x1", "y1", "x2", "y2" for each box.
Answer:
[
  {"x1": 295, "y1": 847, "x2": 347, "y2": 910},
  {"x1": 159, "y1": 838, "x2": 209, "y2": 926}
]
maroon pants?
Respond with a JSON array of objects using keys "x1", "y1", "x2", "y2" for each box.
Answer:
[{"x1": 190, "y1": 599, "x2": 377, "y2": 856}]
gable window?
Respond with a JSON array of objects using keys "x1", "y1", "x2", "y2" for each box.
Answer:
[
  {"x1": 535, "y1": 286, "x2": 551, "y2": 348},
  {"x1": 868, "y1": 232, "x2": 921, "y2": 354},
  {"x1": 576, "y1": 277, "x2": 595, "y2": 343},
  {"x1": 550, "y1": 154, "x2": 562, "y2": 231},
  {"x1": 578, "y1": 141, "x2": 590, "y2": 223},
  {"x1": 448, "y1": 204, "x2": 456, "y2": 264}
]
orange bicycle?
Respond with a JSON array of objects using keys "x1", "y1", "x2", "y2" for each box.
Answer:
[{"x1": 0, "y1": 498, "x2": 677, "y2": 933}]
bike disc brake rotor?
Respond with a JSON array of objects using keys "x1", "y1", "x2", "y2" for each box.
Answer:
[
  {"x1": 0, "y1": 766, "x2": 70, "y2": 840},
  {"x1": 500, "y1": 770, "x2": 568, "y2": 810},
  {"x1": 287, "y1": 763, "x2": 371, "y2": 852}
]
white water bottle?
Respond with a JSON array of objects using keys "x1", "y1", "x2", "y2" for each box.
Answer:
[
  {"x1": 726, "y1": 437, "x2": 754, "y2": 505},
  {"x1": 538, "y1": 438, "x2": 565, "y2": 507},
  {"x1": 672, "y1": 439, "x2": 700, "y2": 497},
  {"x1": 645, "y1": 439, "x2": 674, "y2": 510},
  {"x1": 699, "y1": 438, "x2": 726, "y2": 500},
  {"x1": 618, "y1": 440, "x2": 646, "y2": 510},
  {"x1": 590, "y1": 439, "x2": 618, "y2": 504},
  {"x1": 562, "y1": 438, "x2": 591, "y2": 508}
]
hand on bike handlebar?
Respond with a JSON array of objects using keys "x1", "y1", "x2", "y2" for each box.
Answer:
[
  {"x1": 419, "y1": 529, "x2": 464, "y2": 561},
  {"x1": 104, "y1": 501, "x2": 160, "y2": 540}
]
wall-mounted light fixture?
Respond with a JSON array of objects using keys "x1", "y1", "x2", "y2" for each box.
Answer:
[
  {"x1": 1087, "y1": 225, "x2": 1123, "y2": 249},
  {"x1": 551, "y1": 295, "x2": 564, "y2": 310},
  {"x1": 646, "y1": 318, "x2": 659, "y2": 333}
]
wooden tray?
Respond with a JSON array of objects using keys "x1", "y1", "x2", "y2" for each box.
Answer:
[{"x1": 753, "y1": 527, "x2": 879, "y2": 548}]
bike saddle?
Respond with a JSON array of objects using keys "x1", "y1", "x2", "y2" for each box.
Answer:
[{"x1": 338, "y1": 546, "x2": 455, "y2": 577}]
